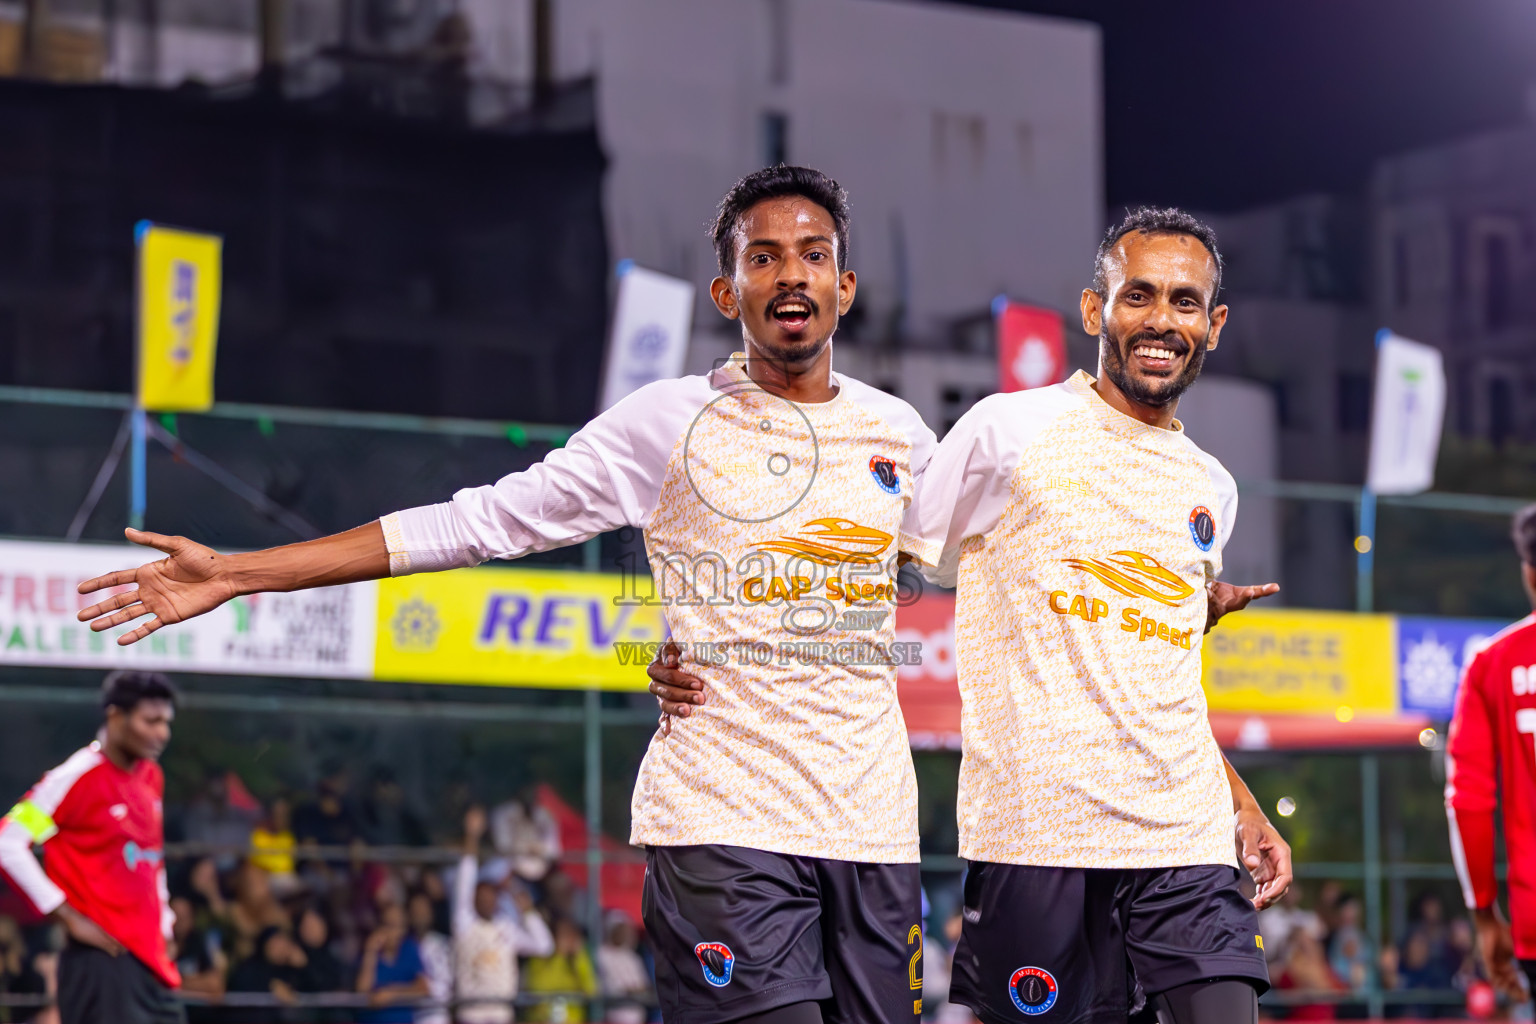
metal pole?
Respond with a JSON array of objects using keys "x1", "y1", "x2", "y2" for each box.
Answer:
[
  {"x1": 1362, "y1": 753, "x2": 1384, "y2": 1019},
  {"x1": 584, "y1": 685, "x2": 605, "y2": 1021},
  {"x1": 1356, "y1": 488, "x2": 1376, "y2": 612},
  {"x1": 128, "y1": 406, "x2": 147, "y2": 529}
]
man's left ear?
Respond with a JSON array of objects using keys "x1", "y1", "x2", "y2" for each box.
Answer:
[
  {"x1": 837, "y1": 270, "x2": 857, "y2": 316},
  {"x1": 1206, "y1": 304, "x2": 1229, "y2": 351}
]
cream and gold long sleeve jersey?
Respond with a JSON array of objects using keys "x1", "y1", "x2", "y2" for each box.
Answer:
[
  {"x1": 381, "y1": 355, "x2": 934, "y2": 864},
  {"x1": 905, "y1": 371, "x2": 1238, "y2": 870}
]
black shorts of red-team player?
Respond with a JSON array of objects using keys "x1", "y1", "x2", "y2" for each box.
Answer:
[
  {"x1": 950, "y1": 862, "x2": 1270, "y2": 1024},
  {"x1": 642, "y1": 844, "x2": 924, "y2": 1024}
]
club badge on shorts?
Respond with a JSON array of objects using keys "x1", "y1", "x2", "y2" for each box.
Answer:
[
  {"x1": 1008, "y1": 966, "x2": 1058, "y2": 1016},
  {"x1": 869, "y1": 454, "x2": 900, "y2": 494},
  {"x1": 1188, "y1": 505, "x2": 1215, "y2": 552},
  {"x1": 695, "y1": 942, "x2": 735, "y2": 988}
]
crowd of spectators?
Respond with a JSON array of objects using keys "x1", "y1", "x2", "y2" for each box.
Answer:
[
  {"x1": 1260, "y1": 884, "x2": 1485, "y2": 1019},
  {"x1": 0, "y1": 766, "x2": 657, "y2": 1024}
]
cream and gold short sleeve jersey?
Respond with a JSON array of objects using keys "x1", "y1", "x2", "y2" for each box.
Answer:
[
  {"x1": 906, "y1": 371, "x2": 1238, "y2": 870},
  {"x1": 382, "y1": 355, "x2": 934, "y2": 864}
]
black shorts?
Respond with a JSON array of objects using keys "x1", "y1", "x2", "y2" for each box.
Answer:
[
  {"x1": 58, "y1": 942, "x2": 185, "y2": 1024},
  {"x1": 643, "y1": 844, "x2": 923, "y2": 1024},
  {"x1": 950, "y1": 863, "x2": 1269, "y2": 1024}
]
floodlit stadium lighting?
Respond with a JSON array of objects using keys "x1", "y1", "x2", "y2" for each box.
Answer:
[
  {"x1": 1335, "y1": 705, "x2": 1355, "y2": 723},
  {"x1": 1276, "y1": 797, "x2": 1297, "y2": 817},
  {"x1": 1419, "y1": 728, "x2": 1439, "y2": 749},
  {"x1": 1354, "y1": 536, "x2": 1372, "y2": 554}
]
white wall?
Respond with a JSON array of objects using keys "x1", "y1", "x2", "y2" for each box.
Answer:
[{"x1": 557, "y1": 0, "x2": 1102, "y2": 338}]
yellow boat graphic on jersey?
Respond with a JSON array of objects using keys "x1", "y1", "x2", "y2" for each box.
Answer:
[
  {"x1": 755, "y1": 517, "x2": 894, "y2": 565},
  {"x1": 1062, "y1": 550, "x2": 1195, "y2": 607}
]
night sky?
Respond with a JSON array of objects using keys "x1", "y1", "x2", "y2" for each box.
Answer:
[{"x1": 945, "y1": 0, "x2": 1536, "y2": 211}]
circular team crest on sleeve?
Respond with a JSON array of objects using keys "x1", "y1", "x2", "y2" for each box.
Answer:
[
  {"x1": 1188, "y1": 505, "x2": 1216, "y2": 552},
  {"x1": 869, "y1": 454, "x2": 901, "y2": 494},
  {"x1": 1008, "y1": 966, "x2": 1058, "y2": 1015},
  {"x1": 694, "y1": 942, "x2": 735, "y2": 988}
]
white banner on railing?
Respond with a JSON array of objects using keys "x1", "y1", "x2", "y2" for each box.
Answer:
[
  {"x1": 598, "y1": 262, "x2": 694, "y2": 411},
  {"x1": 0, "y1": 540, "x2": 376, "y2": 678},
  {"x1": 1366, "y1": 331, "x2": 1446, "y2": 496}
]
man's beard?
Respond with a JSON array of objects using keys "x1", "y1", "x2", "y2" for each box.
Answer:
[{"x1": 1099, "y1": 322, "x2": 1209, "y2": 407}]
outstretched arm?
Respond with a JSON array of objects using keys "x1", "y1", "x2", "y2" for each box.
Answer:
[
  {"x1": 1205, "y1": 580, "x2": 1280, "y2": 633},
  {"x1": 78, "y1": 523, "x2": 390, "y2": 645}
]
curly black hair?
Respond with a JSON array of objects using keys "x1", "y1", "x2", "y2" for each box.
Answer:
[
  {"x1": 1092, "y1": 206, "x2": 1224, "y2": 311},
  {"x1": 710, "y1": 165, "x2": 850, "y2": 277}
]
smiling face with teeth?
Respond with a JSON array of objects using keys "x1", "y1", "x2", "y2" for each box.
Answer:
[
  {"x1": 709, "y1": 195, "x2": 856, "y2": 395},
  {"x1": 1080, "y1": 230, "x2": 1229, "y2": 428}
]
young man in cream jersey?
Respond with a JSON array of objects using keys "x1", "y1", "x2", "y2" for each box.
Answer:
[
  {"x1": 904, "y1": 208, "x2": 1291, "y2": 1024},
  {"x1": 77, "y1": 166, "x2": 935, "y2": 1024}
]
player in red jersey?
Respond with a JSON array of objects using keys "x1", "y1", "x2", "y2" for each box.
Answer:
[
  {"x1": 1446, "y1": 503, "x2": 1536, "y2": 1003},
  {"x1": 0, "y1": 671, "x2": 182, "y2": 1024}
]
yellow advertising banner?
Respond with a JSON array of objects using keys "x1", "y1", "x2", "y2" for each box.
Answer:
[
  {"x1": 136, "y1": 222, "x2": 222, "y2": 412},
  {"x1": 1201, "y1": 608, "x2": 1398, "y2": 715},
  {"x1": 374, "y1": 566, "x2": 669, "y2": 690}
]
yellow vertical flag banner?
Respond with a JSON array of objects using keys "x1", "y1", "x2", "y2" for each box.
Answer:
[{"x1": 136, "y1": 222, "x2": 222, "y2": 412}]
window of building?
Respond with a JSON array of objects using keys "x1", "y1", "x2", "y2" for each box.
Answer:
[
  {"x1": 1484, "y1": 233, "x2": 1513, "y2": 331},
  {"x1": 762, "y1": 111, "x2": 788, "y2": 167},
  {"x1": 1391, "y1": 233, "x2": 1410, "y2": 308},
  {"x1": 1490, "y1": 377, "x2": 1514, "y2": 448},
  {"x1": 766, "y1": 0, "x2": 789, "y2": 85},
  {"x1": 1336, "y1": 373, "x2": 1371, "y2": 433}
]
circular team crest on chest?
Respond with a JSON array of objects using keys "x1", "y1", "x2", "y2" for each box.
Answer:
[
  {"x1": 694, "y1": 942, "x2": 735, "y2": 988},
  {"x1": 869, "y1": 454, "x2": 900, "y2": 494},
  {"x1": 1188, "y1": 505, "x2": 1216, "y2": 552},
  {"x1": 1008, "y1": 966, "x2": 1058, "y2": 1015}
]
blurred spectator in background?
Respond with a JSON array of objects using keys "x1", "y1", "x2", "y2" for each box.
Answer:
[
  {"x1": 455, "y1": 808, "x2": 553, "y2": 1024},
  {"x1": 1258, "y1": 881, "x2": 1321, "y2": 967},
  {"x1": 1327, "y1": 893, "x2": 1376, "y2": 992},
  {"x1": 595, "y1": 910, "x2": 650, "y2": 1024},
  {"x1": 183, "y1": 772, "x2": 259, "y2": 872},
  {"x1": 229, "y1": 861, "x2": 289, "y2": 961},
  {"x1": 227, "y1": 925, "x2": 306, "y2": 1024},
  {"x1": 0, "y1": 913, "x2": 45, "y2": 1020},
  {"x1": 356, "y1": 900, "x2": 429, "y2": 1024},
  {"x1": 185, "y1": 857, "x2": 233, "y2": 938},
  {"x1": 1446, "y1": 916, "x2": 1479, "y2": 993},
  {"x1": 1313, "y1": 881, "x2": 1344, "y2": 944},
  {"x1": 251, "y1": 798, "x2": 299, "y2": 897},
  {"x1": 406, "y1": 891, "x2": 450, "y2": 1024},
  {"x1": 30, "y1": 940, "x2": 58, "y2": 1024},
  {"x1": 295, "y1": 905, "x2": 347, "y2": 998},
  {"x1": 538, "y1": 871, "x2": 588, "y2": 933},
  {"x1": 359, "y1": 769, "x2": 429, "y2": 849},
  {"x1": 490, "y1": 790, "x2": 560, "y2": 887},
  {"x1": 523, "y1": 919, "x2": 597, "y2": 1023},
  {"x1": 170, "y1": 895, "x2": 226, "y2": 1013},
  {"x1": 922, "y1": 911, "x2": 973, "y2": 1023},
  {"x1": 1275, "y1": 928, "x2": 1347, "y2": 1020},
  {"x1": 296, "y1": 768, "x2": 360, "y2": 849}
]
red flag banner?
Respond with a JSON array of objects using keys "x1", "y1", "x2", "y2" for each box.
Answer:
[{"x1": 995, "y1": 299, "x2": 1065, "y2": 392}]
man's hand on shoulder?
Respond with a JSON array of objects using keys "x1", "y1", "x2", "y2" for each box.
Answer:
[
  {"x1": 648, "y1": 639, "x2": 706, "y2": 737},
  {"x1": 1206, "y1": 580, "x2": 1280, "y2": 634}
]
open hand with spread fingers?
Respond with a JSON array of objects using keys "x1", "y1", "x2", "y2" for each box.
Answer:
[{"x1": 76, "y1": 528, "x2": 240, "y2": 645}]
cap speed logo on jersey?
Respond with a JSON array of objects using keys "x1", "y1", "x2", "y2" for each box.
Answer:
[
  {"x1": 869, "y1": 454, "x2": 900, "y2": 494},
  {"x1": 1188, "y1": 506, "x2": 1215, "y2": 552},
  {"x1": 1008, "y1": 966, "x2": 1058, "y2": 1015},
  {"x1": 694, "y1": 942, "x2": 735, "y2": 988}
]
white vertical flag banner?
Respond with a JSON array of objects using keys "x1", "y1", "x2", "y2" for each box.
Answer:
[
  {"x1": 1366, "y1": 331, "x2": 1446, "y2": 495},
  {"x1": 599, "y1": 262, "x2": 694, "y2": 411}
]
